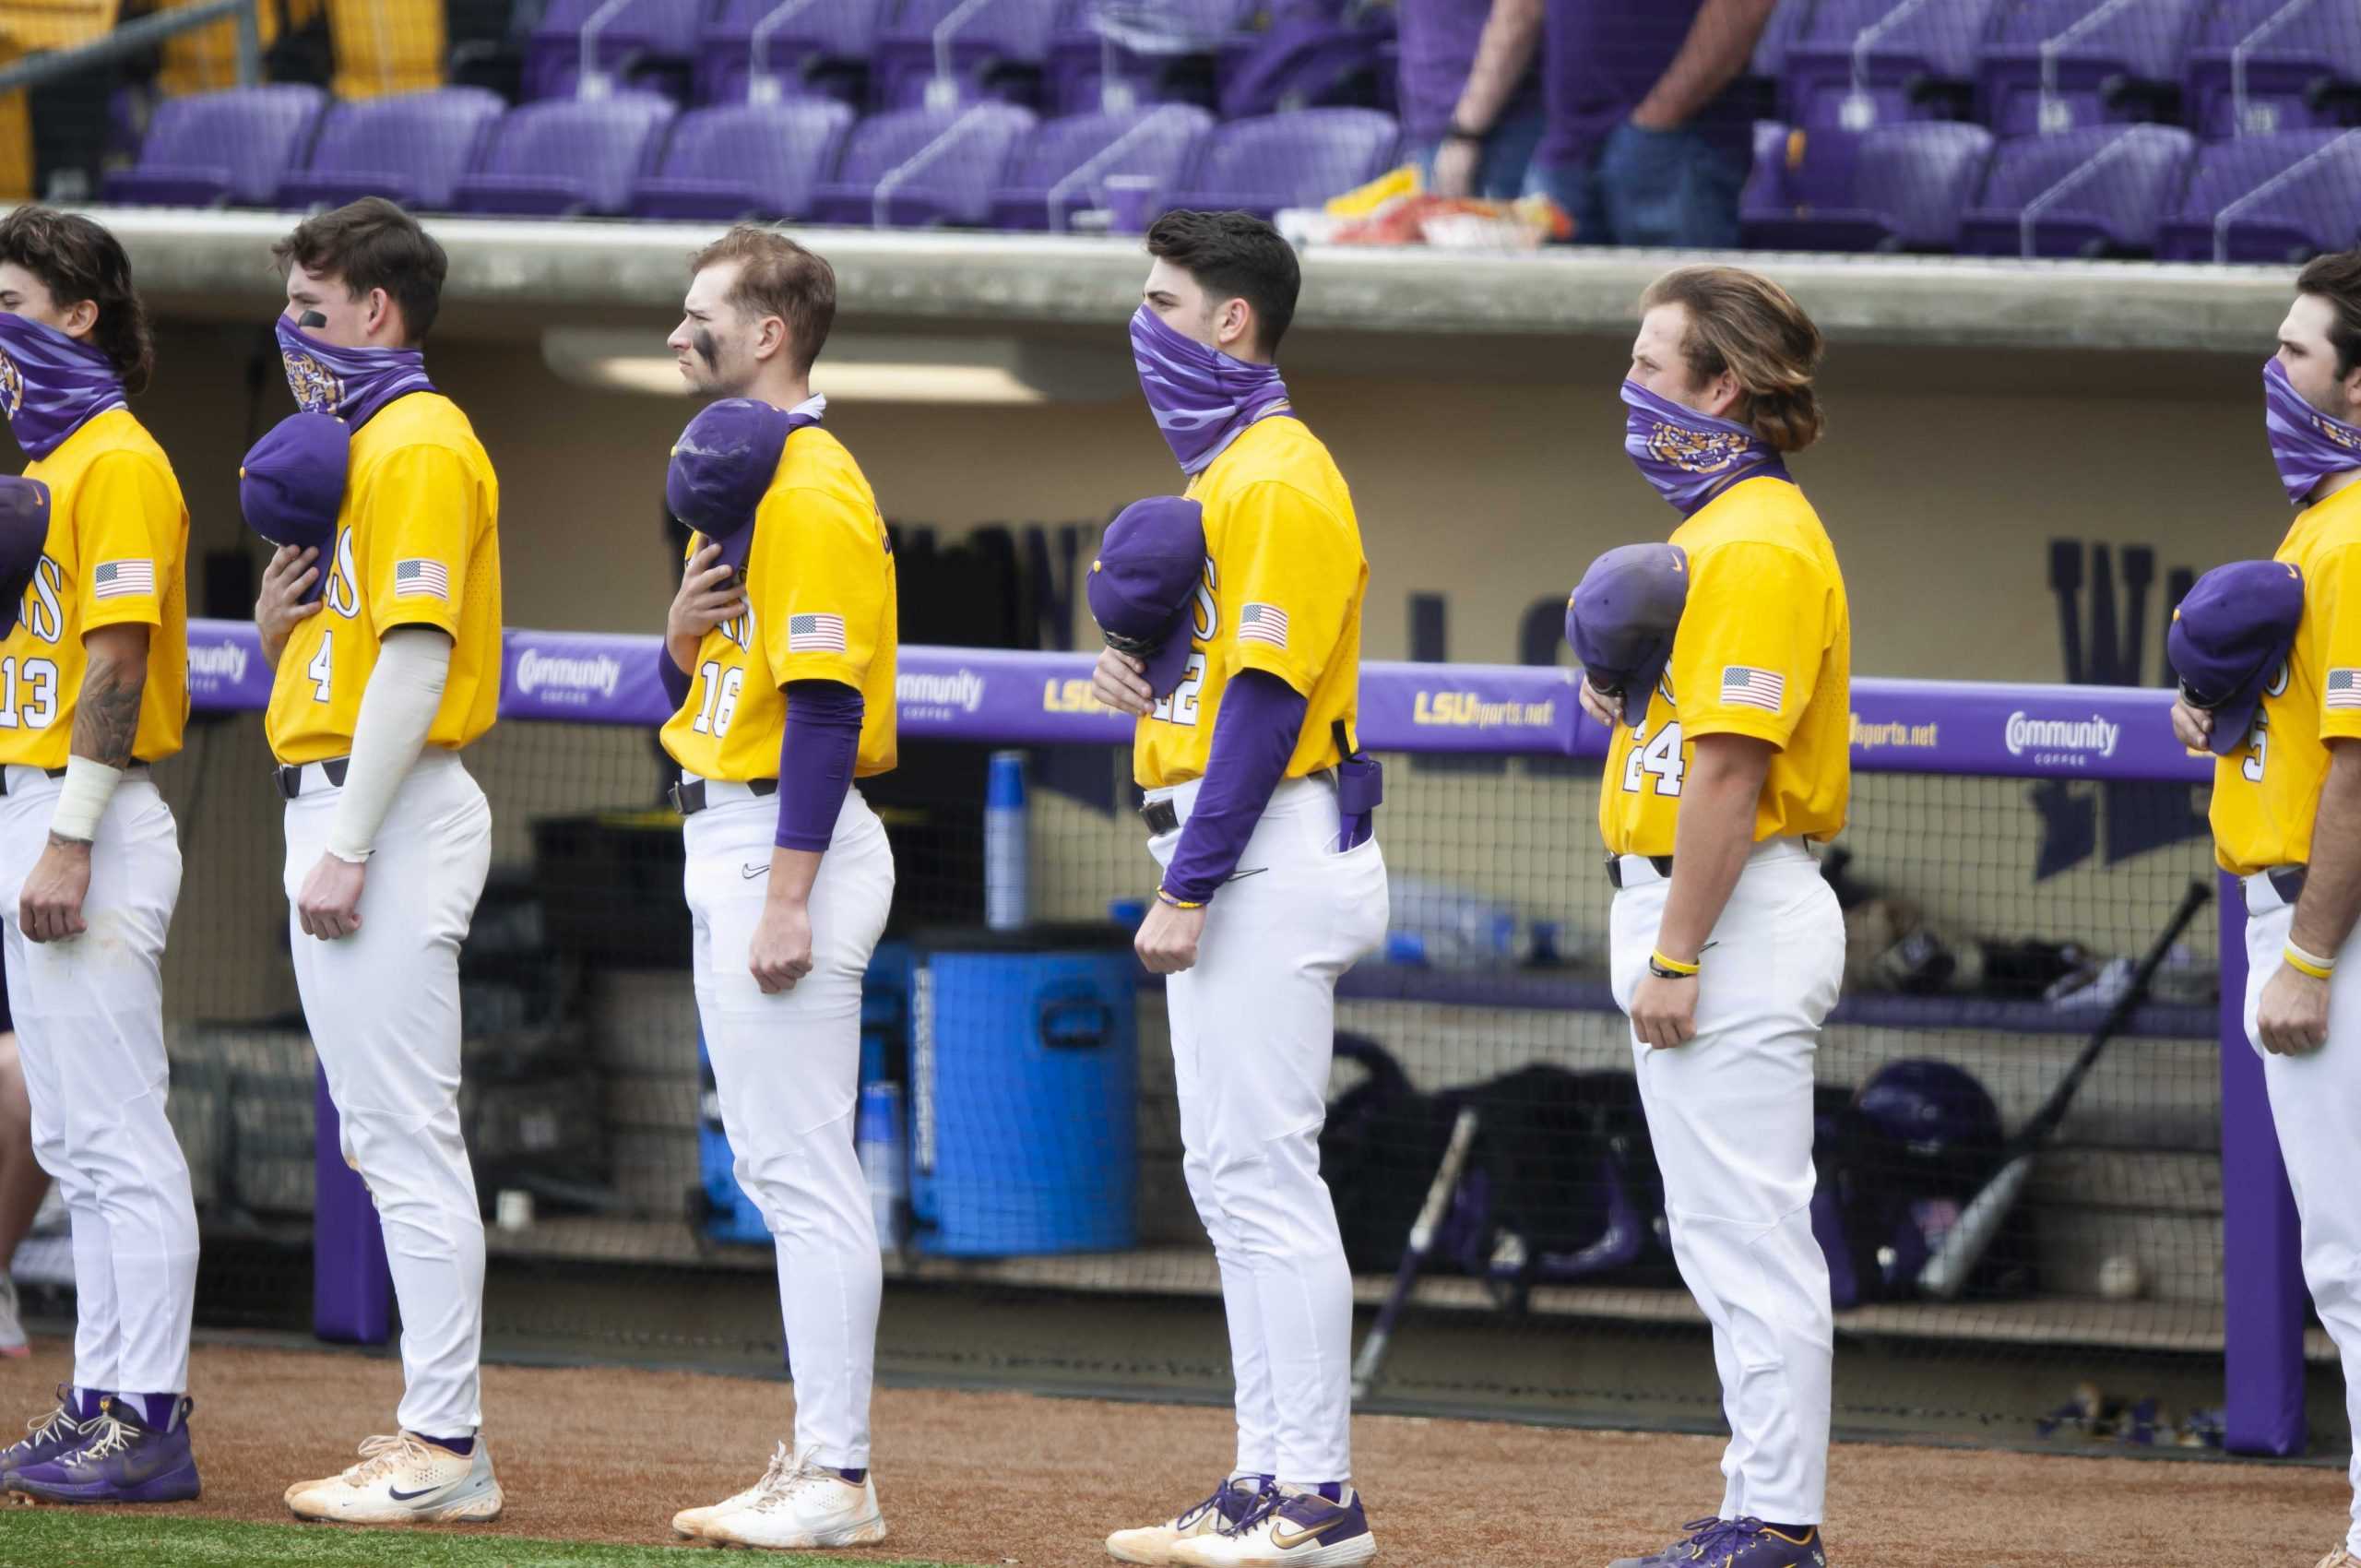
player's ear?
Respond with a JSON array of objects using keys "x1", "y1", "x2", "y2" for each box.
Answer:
[
  {"x1": 1215, "y1": 296, "x2": 1253, "y2": 357},
  {"x1": 61, "y1": 297, "x2": 98, "y2": 339}
]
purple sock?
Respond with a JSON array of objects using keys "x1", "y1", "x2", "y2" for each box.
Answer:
[
  {"x1": 71, "y1": 1388, "x2": 105, "y2": 1421},
  {"x1": 120, "y1": 1393, "x2": 181, "y2": 1431},
  {"x1": 835, "y1": 1467, "x2": 866, "y2": 1484},
  {"x1": 1313, "y1": 1482, "x2": 1347, "y2": 1503},
  {"x1": 422, "y1": 1434, "x2": 476, "y2": 1456}
]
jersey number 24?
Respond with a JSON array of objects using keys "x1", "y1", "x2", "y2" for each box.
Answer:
[{"x1": 1621, "y1": 721, "x2": 1686, "y2": 797}]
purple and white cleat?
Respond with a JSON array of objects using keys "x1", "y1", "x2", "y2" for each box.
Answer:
[
  {"x1": 1657, "y1": 1518, "x2": 1827, "y2": 1568},
  {"x1": 1169, "y1": 1482, "x2": 1376, "y2": 1566},
  {"x1": 6, "y1": 1396, "x2": 199, "y2": 1505},
  {"x1": 1608, "y1": 1515, "x2": 1731, "y2": 1568},
  {"x1": 0, "y1": 1386, "x2": 95, "y2": 1491}
]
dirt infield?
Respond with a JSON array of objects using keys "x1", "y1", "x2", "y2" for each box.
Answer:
[{"x1": 0, "y1": 1338, "x2": 2346, "y2": 1566}]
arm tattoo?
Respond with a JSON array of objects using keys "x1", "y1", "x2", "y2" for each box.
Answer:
[{"x1": 72, "y1": 648, "x2": 146, "y2": 770}]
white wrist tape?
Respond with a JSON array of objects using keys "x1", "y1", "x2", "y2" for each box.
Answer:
[
  {"x1": 326, "y1": 627, "x2": 451, "y2": 863},
  {"x1": 48, "y1": 755, "x2": 124, "y2": 843}
]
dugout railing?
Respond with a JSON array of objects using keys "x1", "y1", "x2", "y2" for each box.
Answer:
[{"x1": 153, "y1": 618, "x2": 2308, "y2": 1457}]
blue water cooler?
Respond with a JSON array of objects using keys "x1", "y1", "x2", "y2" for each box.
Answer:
[{"x1": 908, "y1": 927, "x2": 1138, "y2": 1255}]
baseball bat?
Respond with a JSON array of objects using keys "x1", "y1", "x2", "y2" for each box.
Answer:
[
  {"x1": 1349, "y1": 1105, "x2": 1479, "y2": 1403},
  {"x1": 1916, "y1": 878, "x2": 2212, "y2": 1301}
]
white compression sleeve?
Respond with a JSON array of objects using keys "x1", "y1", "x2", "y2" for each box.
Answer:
[
  {"x1": 326, "y1": 626, "x2": 452, "y2": 863},
  {"x1": 48, "y1": 755, "x2": 124, "y2": 843}
]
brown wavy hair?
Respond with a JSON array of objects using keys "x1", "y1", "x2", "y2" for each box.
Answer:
[
  {"x1": 690, "y1": 226, "x2": 836, "y2": 377},
  {"x1": 0, "y1": 206, "x2": 154, "y2": 395},
  {"x1": 1640, "y1": 266, "x2": 1826, "y2": 453}
]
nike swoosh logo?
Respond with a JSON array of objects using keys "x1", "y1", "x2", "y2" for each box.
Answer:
[
  {"x1": 1226, "y1": 867, "x2": 1267, "y2": 884},
  {"x1": 387, "y1": 1484, "x2": 445, "y2": 1502},
  {"x1": 742, "y1": 863, "x2": 769, "y2": 880},
  {"x1": 1269, "y1": 1516, "x2": 1347, "y2": 1550}
]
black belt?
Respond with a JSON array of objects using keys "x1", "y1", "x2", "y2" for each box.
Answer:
[
  {"x1": 2248, "y1": 864, "x2": 2308, "y2": 911},
  {"x1": 0, "y1": 766, "x2": 72, "y2": 795},
  {"x1": 1605, "y1": 854, "x2": 1675, "y2": 890},
  {"x1": 670, "y1": 777, "x2": 778, "y2": 816},
  {"x1": 275, "y1": 757, "x2": 349, "y2": 799},
  {"x1": 1140, "y1": 799, "x2": 1180, "y2": 836}
]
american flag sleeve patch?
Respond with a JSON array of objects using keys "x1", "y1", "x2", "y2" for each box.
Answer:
[
  {"x1": 394, "y1": 558, "x2": 451, "y2": 600},
  {"x1": 1239, "y1": 601, "x2": 1289, "y2": 649},
  {"x1": 789, "y1": 612, "x2": 848, "y2": 653},
  {"x1": 92, "y1": 559, "x2": 155, "y2": 600},
  {"x1": 1720, "y1": 665, "x2": 1786, "y2": 712},
  {"x1": 2330, "y1": 669, "x2": 2361, "y2": 709}
]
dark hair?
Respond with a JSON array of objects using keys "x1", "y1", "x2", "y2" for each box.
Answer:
[
  {"x1": 1640, "y1": 266, "x2": 1827, "y2": 454},
  {"x1": 1145, "y1": 209, "x2": 1301, "y2": 358},
  {"x1": 0, "y1": 207, "x2": 154, "y2": 395},
  {"x1": 270, "y1": 197, "x2": 448, "y2": 346},
  {"x1": 2297, "y1": 249, "x2": 2361, "y2": 381},
  {"x1": 688, "y1": 226, "x2": 836, "y2": 376}
]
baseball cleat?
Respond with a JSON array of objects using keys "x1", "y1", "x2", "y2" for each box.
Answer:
[
  {"x1": 2316, "y1": 1549, "x2": 2356, "y2": 1568},
  {"x1": 0, "y1": 1386, "x2": 92, "y2": 1490},
  {"x1": 1608, "y1": 1515, "x2": 1730, "y2": 1567},
  {"x1": 284, "y1": 1431, "x2": 503, "y2": 1524},
  {"x1": 6, "y1": 1396, "x2": 198, "y2": 1505},
  {"x1": 698, "y1": 1454, "x2": 885, "y2": 1550},
  {"x1": 1655, "y1": 1518, "x2": 1825, "y2": 1568},
  {"x1": 0, "y1": 1276, "x2": 27, "y2": 1359},
  {"x1": 1168, "y1": 1483, "x2": 1376, "y2": 1567},
  {"x1": 1109, "y1": 1475, "x2": 1275, "y2": 1565},
  {"x1": 671, "y1": 1440, "x2": 795, "y2": 1538}
]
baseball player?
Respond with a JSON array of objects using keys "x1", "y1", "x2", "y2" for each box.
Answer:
[
  {"x1": 1569, "y1": 266, "x2": 1847, "y2": 1568},
  {"x1": 245, "y1": 199, "x2": 505, "y2": 1525},
  {"x1": 654, "y1": 227, "x2": 897, "y2": 1552},
  {"x1": 1094, "y1": 210, "x2": 1388, "y2": 1568},
  {"x1": 2171, "y1": 247, "x2": 2361, "y2": 1568},
  {"x1": 0, "y1": 207, "x2": 202, "y2": 1507}
]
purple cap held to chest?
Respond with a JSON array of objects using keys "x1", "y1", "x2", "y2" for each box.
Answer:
[
  {"x1": 0, "y1": 475, "x2": 51, "y2": 637},
  {"x1": 1566, "y1": 541, "x2": 1689, "y2": 726},
  {"x1": 668, "y1": 398, "x2": 799, "y2": 576},
  {"x1": 2167, "y1": 558, "x2": 2305, "y2": 757},
  {"x1": 240, "y1": 412, "x2": 350, "y2": 604},
  {"x1": 1087, "y1": 495, "x2": 1207, "y2": 701}
]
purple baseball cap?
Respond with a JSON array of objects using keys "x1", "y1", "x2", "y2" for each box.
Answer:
[
  {"x1": 1087, "y1": 496, "x2": 1207, "y2": 701},
  {"x1": 2168, "y1": 558, "x2": 2305, "y2": 756},
  {"x1": 0, "y1": 476, "x2": 50, "y2": 637},
  {"x1": 668, "y1": 398, "x2": 791, "y2": 575},
  {"x1": 1566, "y1": 542, "x2": 1690, "y2": 726},
  {"x1": 240, "y1": 411, "x2": 349, "y2": 605}
]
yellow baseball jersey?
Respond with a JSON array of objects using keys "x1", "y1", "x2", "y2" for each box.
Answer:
[
  {"x1": 1133, "y1": 415, "x2": 1366, "y2": 789},
  {"x1": 266, "y1": 393, "x2": 502, "y2": 765},
  {"x1": 1, "y1": 409, "x2": 189, "y2": 767},
  {"x1": 1599, "y1": 475, "x2": 1850, "y2": 858},
  {"x1": 659, "y1": 426, "x2": 897, "y2": 783},
  {"x1": 2209, "y1": 483, "x2": 2361, "y2": 875}
]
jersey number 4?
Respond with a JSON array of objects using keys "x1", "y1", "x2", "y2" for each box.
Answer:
[{"x1": 1621, "y1": 721, "x2": 1686, "y2": 797}]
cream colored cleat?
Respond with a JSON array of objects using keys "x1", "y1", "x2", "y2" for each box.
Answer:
[
  {"x1": 672, "y1": 1441, "x2": 796, "y2": 1539},
  {"x1": 284, "y1": 1431, "x2": 503, "y2": 1525},
  {"x1": 699, "y1": 1455, "x2": 886, "y2": 1550},
  {"x1": 1108, "y1": 1477, "x2": 1275, "y2": 1566}
]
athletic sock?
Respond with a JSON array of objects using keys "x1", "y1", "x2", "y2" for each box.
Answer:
[
  {"x1": 1762, "y1": 1523, "x2": 1815, "y2": 1540},
  {"x1": 421, "y1": 1433, "x2": 476, "y2": 1456},
  {"x1": 119, "y1": 1393, "x2": 180, "y2": 1431},
  {"x1": 835, "y1": 1467, "x2": 866, "y2": 1484},
  {"x1": 70, "y1": 1387, "x2": 104, "y2": 1421}
]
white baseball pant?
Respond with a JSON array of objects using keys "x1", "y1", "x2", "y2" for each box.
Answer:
[
  {"x1": 2242, "y1": 875, "x2": 2361, "y2": 1558},
  {"x1": 283, "y1": 749, "x2": 491, "y2": 1440},
  {"x1": 1148, "y1": 773, "x2": 1388, "y2": 1486},
  {"x1": 0, "y1": 766, "x2": 197, "y2": 1401},
  {"x1": 1610, "y1": 838, "x2": 1843, "y2": 1526},
  {"x1": 684, "y1": 784, "x2": 895, "y2": 1469}
]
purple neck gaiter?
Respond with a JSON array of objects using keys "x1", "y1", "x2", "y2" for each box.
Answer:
[
  {"x1": 2264, "y1": 355, "x2": 2361, "y2": 506},
  {"x1": 1622, "y1": 379, "x2": 1786, "y2": 517},
  {"x1": 1130, "y1": 304, "x2": 1291, "y2": 475},
  {"x1": 277, "y1": 314, "x2": 435, "y2": 429},
  {"x1": 0, "y1": 312, "x2": 126, "y2": 459}
]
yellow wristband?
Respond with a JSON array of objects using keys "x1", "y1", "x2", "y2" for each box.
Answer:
[
  {"x1": 1650, "y1": 948, "x2": 1701, "y2": 977},
  {"x1": 1157, "y1": 887, "x2": 1204, "y2": 911},
  {"x1": 2284, "y1": 944, "x2": 2336, "y2": 981}
]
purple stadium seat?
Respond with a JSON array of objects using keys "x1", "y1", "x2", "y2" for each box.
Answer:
[
  {"x1": 1977, "y1": 0, "x2": 2205, "y2": 136},
  {"x1": 1956, "y1": 124, "x2": 2195, "y2": 258},
  {"x1": 1158, "y1": 107, "x2": 1399, "y2": 221},
  {"x1": 985, "y1": 103, "x2": 1214, "y2": 230},
  {"x1": 1215, "y1": 6, "x2": 1392, "y2": 121},
  {"x1": 695, "y1": 0, "x2": 891, "y2": 106},
  {"x1": 525, "y1": 0, "x2": 705, "y2": 101},
  {"x1": 1742, "y1": 121, "x2": 1995, "y2": 253},
  {"x1": 1781, "y1": 0, "x2": 2003, "y2": 131},
  {"x1": 275, "y1": 89, "x2": 506, "y2": 212},
  {"x1": 2185, "y1": 0, "x2": 2361, "y2": 139},
  {"x1": 101, "y1": 85, "x2": 326, "y2": 208},
  {"x1": 1751, "y1": 0, "x2": 1817, "y2": 83},
  {"x1": 1045, "y1": 0, "x2": 1252, "y2": 115},
  {"x1": 2157, "y1": 129, "x2": 2361, "y2": 264},
  {"x1": 450, "y1": 93, "x2": 681, "y2": 218},
  {"x1": 628, "y1": 100, "x2": 855, "y2": 220},
  {"x1": 872, "y1": 0, "x2": 1062, "y2": 111},
  {"x1": 806, "y1": 101, "x2": 1038, "y2": 226}
]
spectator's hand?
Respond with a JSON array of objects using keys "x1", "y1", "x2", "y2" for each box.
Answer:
[{"x1": 1430, "y1": 135, "x2": 1481, "y2": 199}]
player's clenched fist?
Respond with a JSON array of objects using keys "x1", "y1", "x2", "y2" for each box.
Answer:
[
  {"x1": 296, "y1": 852, "x2": 366, "y2": 941},
  {"x1": 18, "y1": 835, "x2": 92, "y2": 944},
  {"x1": 1134, "y1": 897, "x2": 1205, "y2": 974},
  {"x1": 1629, "y1": 972, "x2": 1699, "y2": 1051},
  {"x1": 2256, "y1": 961, "x2": 2331, "y2": 1055},
  {"x1": 255, "y1": 543, "x2": 324, "y2": 666},
  {"x1": 1092, "y1": 645, "x2": 1155, "y2": 717},
  {"x1": 749, "y1": 893, "x2": 814, "y2": 994}
]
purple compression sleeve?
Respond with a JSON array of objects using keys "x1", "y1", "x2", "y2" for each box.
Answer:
[
  {"x1": 658, "y1": 645, "x2": 692, "y2": 711},
  {"x1": 777, "y1": 680, "x2": 864, "y2": 852},
  {"x1": 1161, "y1": 669, "x2": 1309, "y2": 905}
]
